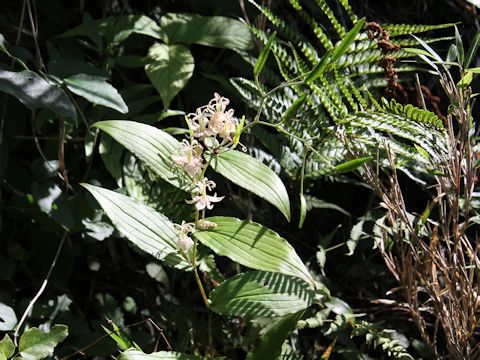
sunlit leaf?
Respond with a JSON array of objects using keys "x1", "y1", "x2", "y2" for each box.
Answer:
[
  {"x1": 466, "y1": 31, "x2": 480, "y2": 68},
  {"x1": 454, "y1": 25, "x2": 464, "y2": 66},
  {"x1": 335, "y1": 156, "x2": 373, "y2": 173},
  {"x1": 64, "y1": 74, "x2": 128, "y2": 114},
  {"x1": 145, "y1": 43, "x2": 194, "y2": 109},
  {"x1": 19, "y1": 325, "x2": 68, "y2": 360},
  {"x1": 331, "y1": 18, "x2": 365, "y2": 63},
  {"x1": 0, "y1": 334, "x2": 15, "y2": 360},
  {"x1": 0, "y1": 303, "x2": 16, "y2": 331},
  {"x1": 254, "y1": 32, "x2": 276, "y2": 78},
  {"x1": 211, "y1": 150, "x2": 291, "y2": 220},
  {"x1": 299, "y1": 194, "x2": 307, "y2": 229},
  {"x1": 81, "y1": 184, "x2": 190, "y2": 270},
  {"x1": 194, "y1": 217, "x2": 314, "y2": 286},
  {"x1": 210, "y1": 271, "x2": 315, "y2": 317},
  {"x1": 0, "y1": 70, "x2": 76, "y2": 121},
  {"x1": 305, "y1": 51, "x2": 331, "y2": 84},
  {"x1": 93, "y1": 120, "x2": 191, "y2": 191},
  {"x1": 282, "y1": 93, "x2": 307, "y2": 123}
]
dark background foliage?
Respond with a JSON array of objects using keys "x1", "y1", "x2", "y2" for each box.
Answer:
[{"x1": 0, "y1": 0, "x2": 478, "y2": 358}]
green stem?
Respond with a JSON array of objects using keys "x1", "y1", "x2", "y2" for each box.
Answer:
[
  {"x1": 208, "y1": 311, "x2": 213, "y2": 356},
  {"x1": 193, "y1": 269, "x2": 210, "y2": 309}
]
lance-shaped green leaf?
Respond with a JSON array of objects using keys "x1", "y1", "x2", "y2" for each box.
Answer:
[
  {"x1": 93, "y1": 120, "x2": 191, "y2": 191},
  {"x1": 454, "y1": 25, "x2": 464, "y2": 66},
  {"x1": 64, "y1": 74, "x2": 128, "y2": 114},
  {"x1": 209, "y1": 271, "x2": 315, "y2": 317},
  {"x1": 81, "y1": 184, "x2": 190, "y2": 270},
  {"x1": 19, "y1": 325, "x2": 68, "y2": 360},
  {"x1": 247, "y1": 310, "x2": 305, "y2": 360},
  {"x1": 254, "y1": 32, "x2": 276, "y2": 78},
  {"x1": 331, "y1": 18, "x2": 365, "y2": 63},
  {"x1": 335, "y1": 156, "x2": 373, "y2": 173},
  {"x1": 119, "y1": 348, "x2": 202, "y2": 359},
  {"x1": 194, "y1": 217, "x2": 314, "y2": 286},
  {"x1": 145, "y1": 43, "x2": 194, "y2": 109},
  {"x1": 305, "y1": 51, "x2": 331, "y2": 84},
  {"x1": 281, "y1": 93, "x2": 307, "y2": 123},
  {"x1": 211, "y1": 150, "x2": 291, "y2": 220},
  {"x1": 299, "y1": 193, "x2": 307, "y2": 229},
  {"x1": 0, "y1": 334, "x2": 15, "y2": 360},
  {"x1": 466, "y1": 31, "x2": 480, "y2": 68},
  {"x1": 0, "y1": 70, "x2": 76, "y2": 121}
]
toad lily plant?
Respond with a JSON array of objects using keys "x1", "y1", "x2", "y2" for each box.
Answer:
[{"x1": 81, "y1": 93, "x2": 321, "y2": 358}]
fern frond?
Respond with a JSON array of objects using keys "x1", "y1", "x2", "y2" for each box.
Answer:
[
  {"x1": 383, "y1": 22, "x2": 457, "y2": 37},
  {"x1": 334, "y1": 68, "x2": 358, "y2": 111},
  {"x1": 381, "y1": 98, "x2": 444, "y2": 129},
  {"x1": 337, "y1": 0, "x2": 358, "y2": 23},
  {"x1": 339, "y1": 110, "x2": 448, "y2": 159},
  {"x1": 346, "y1": 36, "x2": 454, "y2": 54},
  {"x1": 352, "y1": 321, "x2": 414, "y2": 360},
  {"x1": 314, "y1": 0, "x2": 346, "y2": 38},
  {"x1": 288, "y1": 0, "x2": 334, "y2": 51}
]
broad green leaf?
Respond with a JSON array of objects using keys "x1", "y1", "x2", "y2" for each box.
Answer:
[
  {"x1": 335, "y1": 156, "x2": 373, "y2": 173},
  {"x1": 81, "y1": 184, "x2": 190, "y2": 270},
  {"x1": 247, "y1": 311, "x2": 305, "y2": 360},
  {"x1": 0, "y1": 70, "x2": 76, "y2": 121},
  {"x1": 112, "y1": 15, "x2": 163, "y2": 44},
  {"x1": 299, "y1": 194, "x2": 307, "y2": 229},
  {"x1": 305, "y1": 51, "x2": 331, "y2": 84},
  {"x1": 19, "y1": 325, "x2": 68, "y2": 360},
  {"x1": 64, "y1": 74, "x2": 128, "y2": 114},
  {"x1": 0, "y1": 33, "x2": 28, "y2": 70},
  {"x1": 119, "y1": 348, "x2": 202, "y2": 359},
  {"x1": 0, "y1": 334, "x2": 15, "y2": 360},
  {"x1": 211, "y1": 150, "x2": 291, "y2": 220},
  {"x1": 254, "y1": 32, "x2": 276, "y2": 78},
  {"x1": 194, "y1": 217, "x2": 314, "y2": 286},
  {"x1": 161, "y1": 13, "x2": 254, "y2": 51},
  {"x1": 331, "y1": 18, "x2": 365, "y2": 63},
  {"x1": 0, "y1": 303, "x2": 17, "y2": 331},
  {"x1": 209, "y1": 271, "x2": 315, "y2": 317},
  {"x1": 92, "y1": 120, "x2": 190, "y2": 191},
  {"x1": 58, "y1": 15, "x2": 163, "y2": 44},
  {"x1": 145, "y1": 43, "x2": 194, "y2": 109},
  {"x1": 458, "y1": 71, "x2": 473, "y2": 87}
]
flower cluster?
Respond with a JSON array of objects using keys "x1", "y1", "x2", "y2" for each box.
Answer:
[
  {"x1": 188, "y1": 93, "x2": 238, "y2": 143},
  {"x1": 171, "y1": 93, "x2": 241, "y2": 254},
  {"x1": 176, "y1": 221, "x2": 194, "y2": 252},
  {"x1": 187, "y1": 178, "x2": 224, "y2": 211},
  {"x1": 171, "y1": 139, "x2": 203, "y2": 178}
]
